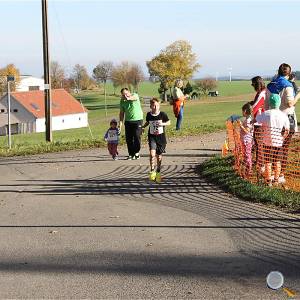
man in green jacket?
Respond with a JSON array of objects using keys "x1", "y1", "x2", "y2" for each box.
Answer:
[{"x1": 119, "y1": 88, "x2": 143, "y2": 160}]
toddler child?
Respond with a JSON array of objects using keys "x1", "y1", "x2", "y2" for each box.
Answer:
[
  {"x1": 238, "y1": 103, "x2": 254, "y2": 177},
  {"x1": 104, "y1": 119, "x2": 120, "y2": 160}
]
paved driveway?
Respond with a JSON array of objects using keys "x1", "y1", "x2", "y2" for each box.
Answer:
[{"x1": 0, "y1": 132, "x2": 299, "y2": 299}]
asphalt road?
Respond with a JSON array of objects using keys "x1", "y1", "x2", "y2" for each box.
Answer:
[{"x1": 0, "y1": 132, "x2": 299, "y2": 299}]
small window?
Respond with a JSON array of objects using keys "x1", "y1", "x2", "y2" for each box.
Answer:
[
  {"x1": 79, "y1": 117, "x2": 81, "y2": 121},
  {"x1": 0, "y1": 109, "x2": 5, "y2": 113},
  {"x1": 62, "y1": 119, "x2": 64, "y2": 123},
  {"x1": 13, "y1": 109, "x2": 18, "y2": 113},
  {"x1": 30, "y1": 103, "x2": 40, "y2": 111},
  {"x1": 29, "y1": 86, "x2": 40, "y2": 91}
]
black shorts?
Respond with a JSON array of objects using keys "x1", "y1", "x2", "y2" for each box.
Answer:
[
  {"x1": 262, "y1": 145, "x2": 283, "y2": 163},
  {"x1": 148, "y1": 135, "x2": 166, "y2": 155}
]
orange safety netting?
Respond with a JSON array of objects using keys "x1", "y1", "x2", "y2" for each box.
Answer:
[{"x1": 223, "y1": 119, "x2": 300, "y2": 191}]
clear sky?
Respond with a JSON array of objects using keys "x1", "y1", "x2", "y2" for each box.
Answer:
[{"x1": 1, "y1": 0, "x2": 300, "y2": 79}]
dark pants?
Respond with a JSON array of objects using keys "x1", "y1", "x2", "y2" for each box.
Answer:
[
  {"x1": 281, "y1": 114, "x2": 296, "y2": 174},
  {"x1": 125, "y1": 120, "x2": 143, "y2": 156},
  {"x1": 253, "y1": 125, "x2": 262, "y2": 166},
  {"x1": 107, "y1": 143, "x2": 118, "y2": 157},
  {"x1": 176, "y1": 106, "x2": 184, "y2": 130}
]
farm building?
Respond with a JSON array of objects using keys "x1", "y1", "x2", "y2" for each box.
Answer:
[
  {"x1": 0, "y1": 89, "x2": 88, "y2": 136},
  {"x1": 16, "y1": 75, "x2": 45, "y2": 92}
]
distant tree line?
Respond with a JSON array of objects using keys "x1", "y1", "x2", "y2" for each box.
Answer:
[
  {"x1": 51, "y1": 60, "x2": 145, "y2": 97},
  {"x1": 9, "y1": 40, "x2": 299, "y2": 100},
  {"x1": 0, "y1": 39, "x2": 203, "y2": 100},
  {"x1": 0, "y1": 61, "x2": 145, "y2": 97}
]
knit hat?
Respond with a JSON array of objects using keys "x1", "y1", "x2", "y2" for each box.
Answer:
[{"x1": 269, "y1": 93, "x2": 281, "y2": 109}]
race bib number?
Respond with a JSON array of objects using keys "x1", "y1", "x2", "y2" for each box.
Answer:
[
  {"x1": 149, "y1": 120, "x2": 163, "y2": 135},
  {"x1": 107, "y1": 129, "x2": 118, "y2": 142}
]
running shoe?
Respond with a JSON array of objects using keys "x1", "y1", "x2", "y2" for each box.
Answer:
[
  {"x1": 134, "y1": 153, "x2": 140, "y2": 160},
  {"x1": 149, "y1": 171, "x2": 156, "y2": 181},
  {"x1": 155, "y1": 172, "x2": 161, "y2": 183},
  {"x1": 126, "y1": 156, "x2": 133, "y2": 160}
]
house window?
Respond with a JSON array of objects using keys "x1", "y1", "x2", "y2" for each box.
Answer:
[
  {"x1": 0, "y1": 109, "x2": 5, "y2": 113},
  {"x1": 79, "y1": 117, "x2": 81, "y2": 121},
  {"x1": 62, "y1": 119, "x2": 64, "y2": 123},
  {"x1": 30, "y1": 103, "x2": 40, "y2": 111},
  {"x1": 29, "y1": 86, "x2": 40, "y2": 91},
  {"x1": 13, "y1": 109, "x2": 18, "y2": 113}
]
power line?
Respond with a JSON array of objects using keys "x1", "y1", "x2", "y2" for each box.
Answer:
[{"x1": 50, "y1": 1, "x2": 95, "y2": 139}]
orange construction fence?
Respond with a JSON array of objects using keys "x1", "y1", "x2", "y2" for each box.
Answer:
[{"x1": 223, "y1": 119, "x2": 300, "y2": 191}]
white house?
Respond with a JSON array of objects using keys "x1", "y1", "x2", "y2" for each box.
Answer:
[
  {"x1": 0, "y1": 89, "x2": 88, "y2": 135},
  {"x1": 16, "y1": 75, "x2": 45, "y2": 92}
]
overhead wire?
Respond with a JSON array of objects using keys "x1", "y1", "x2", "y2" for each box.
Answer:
[{"x1": 50, "y1": 1, "x2": 94, "y2": 139}]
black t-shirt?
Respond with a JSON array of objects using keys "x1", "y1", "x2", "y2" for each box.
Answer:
[{"x1": 146, "y1": 111, "x2": 169, "y2": 143}]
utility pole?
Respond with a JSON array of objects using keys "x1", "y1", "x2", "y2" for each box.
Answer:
[
  {"x1": 7, "y1": 76, "x2": 14, "y2": 149},
  {"x1": 41, "y1": 0, "x2": 52, "y2": 142}
]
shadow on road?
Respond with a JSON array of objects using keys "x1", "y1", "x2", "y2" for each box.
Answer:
[
  {"x1": 0, "y1": 251, "x2": 299, "y2": 279},
  {"x1": 0, "y1": 163, "x2": 299, "y2": 272}
]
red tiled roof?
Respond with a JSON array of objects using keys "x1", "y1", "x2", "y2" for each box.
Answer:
[{"x1": 11, "y1": 89, "x2": 87, "y2": 119}]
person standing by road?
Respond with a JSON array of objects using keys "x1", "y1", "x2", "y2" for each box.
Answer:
[
  {"x1": 172, "y1": 79, "x2": 188, "y2": 130},
  {"x1": 119, "y1": 88, "x2": 143, "y2": 160},
  {"x1": 265, "y1": 63, "x2": 297, "y2": 182},
  {"x1": 256, "y1": 94, "x2": 290, "y2": 186},
  {"x1": 249, "y1": 76, "x2": 266, "y2": 170},
  {"x1": 249, "y1": 76, "x2": 266, "y2": 118}
]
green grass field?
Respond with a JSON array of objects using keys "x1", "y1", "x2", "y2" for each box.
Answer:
[
  {"x1": 99, "y1": 80, "x2": 254, "y2": 98},
  {"x1": 97, "y1": 79, "x2": 300, "y2": 97},
  {"x1": 0, "y1": 99, "x2": 242, "y2": 149},
  {"x1": 0, "y1": 80, "x2": 299, "y2": 154}
]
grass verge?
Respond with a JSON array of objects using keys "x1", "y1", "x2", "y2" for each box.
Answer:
[
  {"x1": 198, "y1": 155, "x2": 300, "y2": 212},
  {"x1": 0, "y1": 139, "x2": 106, "y2": 157}
]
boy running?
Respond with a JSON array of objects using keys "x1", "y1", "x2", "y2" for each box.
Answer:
[{"x1": 142, "y1": 98, "x2": 171, "y2": 183}]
